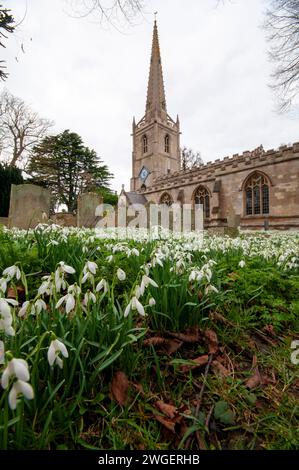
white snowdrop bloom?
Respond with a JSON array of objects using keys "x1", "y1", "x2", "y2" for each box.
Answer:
[
  {"x1": 84, "y1": 291, "x2": 97, "y2": 306},
  {"x1": 124, "y1": 296, "x2": 146, "y2": 318},
  {"x1": 18, "y1": 301, "x2": 32, "y2": 318},
  {"x1": 106, "y1": 255, "x2": 113, "y2": 263},
  {"x1": 35, "y1": 299, "x2": 47, "y2": 315},
  {"x1": 3, "y1": 265, "x2": 21, "y2": 281},
  {"x1": 47, "y1": 338, "x2": 69, "y2": 368},
  {"x1": 0, "y1": 341, "x2": 4, "y2": 364},
  {"x1": 1, "y1": 358, "x2": 30, "y2": 389},
  {"x1": 131, "y1": 248, "x2": 140, "y2": 256},
  {"x1": 0, "y1": 298, "x2": 18, "y2": 336},
  {"x1": 96, "y1": 279, "x2": 108, "y2": 294},
  {"x1": 8, "y1": 380, "x2": 34, "y2": 410},
  {"x1": 239, "y1": 260, "x2": 246, "y2": 268},
  {"x1": 58, "y1": 262, "x2": 76, "y2": 274},
  {"x1": 38, "y1": 276, "x2": 53, "y2": 296},
  {"x1": 47, "y1": 240, "x2": 59, "y2": 247},
  {"x1": 56, "y1": 294, "x2": 75, "y2": 314},
  {"x1": 205, "y1": 284, "x2": 219, "y2": 295},
  {"x1": 149, "y1": 297, "x2": 156, "y2": 307},
  {"x1": 141, "y1": 275, "x2": 158, "y2": 289},
  {"x1": 56, "y1": 285, "x2": 80, "y2": 314},
  {"x1": 0, "y1": 277, "x2": 7, "y2": 294},
  {"x1": 117, "y1": 268, "x2": 126, "y2": 281},
  {"x1": 86, "y1": 261, "x2": 98, "y2": 275}
]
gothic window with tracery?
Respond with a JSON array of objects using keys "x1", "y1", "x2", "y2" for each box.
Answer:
[
  {"x1": 244, "y1": 172, "x2": 270, "y2": 216},
  {"x1": 164, "y1": 134, "x2": 170, "y2": 153},
  {"x1": 160, "y1": 192, "x2": 173, "y2": 206},
  {"x1": 142, "y1": 135, "x2": 148, "y2": 154},
  {"x1": 194, "y1": 186, "x2": 210, "y2": 219}
]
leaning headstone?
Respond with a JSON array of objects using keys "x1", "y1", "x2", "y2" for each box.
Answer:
[
  {"x1": 8, "y1": 184, "x2": 50, "y2": 229},
  {"x1": 225, "y1": 208, "x2": 241, "y2": 237},
  {"x1": 77, "y1": 192, "x2": 103, "y2": 228}
]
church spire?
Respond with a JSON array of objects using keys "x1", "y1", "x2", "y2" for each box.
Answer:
[{"x1": 145, "y1": 19, "x2": 167, "y2": 121}]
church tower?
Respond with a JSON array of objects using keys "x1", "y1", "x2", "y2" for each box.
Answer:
[{"x1": 130, "y1": 20, "x2": 181, "y2": 192}]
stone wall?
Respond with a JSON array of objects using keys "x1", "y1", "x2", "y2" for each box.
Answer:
[{"x1": 140, "y1": 142, "x2": 299, "y2": 230}]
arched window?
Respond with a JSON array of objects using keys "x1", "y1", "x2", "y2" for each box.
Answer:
[
  {"x1": 142, "y1": 135, "x2": 148, "y2": 154},
  {"x1": 164, "y1": 134, "x2": 170, "y2": 153},
  {"x1": 244, "y1": 172, "x2": 270, "y2": 215},
  {"x1": 160, "y1": 192, "x2": 173, "y2": 206},
  {"x1": 194, "y1": 186, "x2": 210, "y2": 219}
]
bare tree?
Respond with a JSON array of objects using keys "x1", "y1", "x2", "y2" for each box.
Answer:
[
  {"x1": 0, "y1": 90, "x2": 53, "y2": 168},
  {"x1": 65, "y1": 0, "x2": 146, "y2": 26},
  {"x1": 264, "y1": 0, "x2": 299, "y2": 111},
  {"x1": 181, "y1": 146, "x2": 203, "y2": 171},
  {"x1": 0, "y1": 4, "x2": 15, "y2": 81}
]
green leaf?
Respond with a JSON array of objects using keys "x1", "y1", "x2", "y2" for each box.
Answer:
[{"x1": 214, "y1": 400, "x2": 235, "y2": 425}]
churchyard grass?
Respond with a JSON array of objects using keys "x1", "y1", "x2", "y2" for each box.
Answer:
[{"x1": 0, "y1": 225, "x2": 298, "y2": 450}]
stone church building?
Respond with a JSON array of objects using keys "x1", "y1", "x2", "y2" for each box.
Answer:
[{"x1": 121, "y1": 20, "x2": 299, "y2": 230}]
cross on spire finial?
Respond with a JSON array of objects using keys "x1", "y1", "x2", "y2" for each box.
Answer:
[{"x1": 154, "y1": 11, "x2": 158, "y2": 22}]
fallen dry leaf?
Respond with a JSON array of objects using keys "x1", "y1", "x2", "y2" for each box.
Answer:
[
  {"x1": 246, "y1": 355, "x2": 261, "y2": 389},
  {"x1": 164, "y1": 339, "x2": 183, "y2": 355},
  {"x1": 110, "y1": 371, "x2": 129, "y2": 406},
  {"x1": 166, "y1": 326, "x2": 200, "y2": 343},
  {"x1": 211, "y1": 360, "x2": 230, "y2": 378},
  {"x1": 205, "y1": 329, "x2": 219, "y2": 354},
  {"x1": 143, "y1": 337, "x2": 165, "y2": 347},
  {"x1": 154, "y1": 413, "x2": 176, "y2": 432},
  {"x1": 155, "y1": 401, "x2": 178, "y2": 419},
  {"x1": 180, "y1": 354, "x2": 209, "y2": 373}
]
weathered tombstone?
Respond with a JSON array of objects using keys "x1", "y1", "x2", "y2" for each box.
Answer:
[
  {"x1": 8, "y1": 184, "x2": 50, "y2": 229},
  {"x1": 264, "y1": 219, "x2": 269, "y2": 231},
  {"x1": 225, "y1": 208, "x2": 241, "y2": 237},
  {"x1": 77, "y1": 192, "x2": 103, "y2": 228}
]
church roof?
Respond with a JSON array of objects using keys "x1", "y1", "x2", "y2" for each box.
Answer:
[{"x1": 124, "y1": 191, "x2": 148, "y2": 205}]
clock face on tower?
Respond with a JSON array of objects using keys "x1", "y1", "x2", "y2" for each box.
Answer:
[{"x1": 139, "y1": 166, "x2": 150, "y2": 182}]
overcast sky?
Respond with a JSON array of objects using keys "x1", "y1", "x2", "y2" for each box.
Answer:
[{"x1": 2, "y1": 0, "x2": 299, "y2": 192}]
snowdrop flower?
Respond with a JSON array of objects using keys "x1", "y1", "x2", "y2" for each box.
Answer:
[
  {"x1": 8, "y1": 380, "x2": 34, "y2": 410},
  {"x1": 291, "y1": 340, "x2": 299, "y2": 365},
  {"x1": 141, "y1": 275, "x2": 158, "y2": 289},
  {"x1": 47, "y1": 338, "x2": 69, "y2": 369},
  {"x1": 0, "y1": 341, "x2": 4, "y2": 365},
  {"x1": 3, "y1": 265, "x2": 21, "y2": 281},
  {"x1": 106, "y1": 255, "x2": 113, "y2": 263},
  {"x1": 239, "y1": 260, "x2": 246, "y2": 268},
  {"x1": 117, "y1": 268, "x2": 126, "y2": 281},
  {"x1": 96, "y1": 279, "x2": 108, "y2": 295},
  {"x1": 58, "y1": 261, "x2": 76, "y2": 275},
  {"x1": 0, "y1": 298, "x2": 18, "y2": 336},
  {"x1": 0, "y1": 277, "x2": 7, "y2": 294},
  {"x1": 124, "y1": 296, "x2": 146, "y2": 318},
  {"x1": 205, "y1": 284, "x2": 219, "y2": 295},
  {"x1": 38, "y1": 275, "x2": 53, "y2": 296},
  {"x1": 1, "y1": 357, "x2": 34, "y2": 410},
  {"x1": 149, "y1": 297, "x2": 156, "y2": 307},
  {"x1": 54, "y1": 262, "x2": 76, "y2": 292},
  {"x1": 1, "y1": 357, "x2": 30, "y2": 388},
  {"x1": 82, "y1": 261, "x2": 98, "y2": 283},
  {"x1": 47, "y1": 240, "x2": 59, "y2": 247},
  {"x1": 131, "y1": 248, "x2": 140, "y2": 256},
  {"x1": 18, "y1": 299, "x2": 47, "y2": 317},
  {"x1": 83, "y1": 290, "x2": 97, "y2": 306},
  {"x1": 56, "y1": 284, "x2": 80, "y2": 314}
]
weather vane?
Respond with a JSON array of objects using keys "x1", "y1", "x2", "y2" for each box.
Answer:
[{"x1": 154, "y1": 11, "x2": 158, "y2": 21}]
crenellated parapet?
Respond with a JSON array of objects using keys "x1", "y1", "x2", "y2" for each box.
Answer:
[{"x1": 142, "y1": 141, "x2": 299, "y2": 193}]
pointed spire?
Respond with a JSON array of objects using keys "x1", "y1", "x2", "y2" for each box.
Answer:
[{"x1": 145, "y1": 19, "x2": 167, "y2": 121}]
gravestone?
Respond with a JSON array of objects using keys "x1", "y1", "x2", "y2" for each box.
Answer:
[
  {"x1": 77, "y1": 192, "x2": 103, "y2": 228},
  {"x1": 8, "y1": 184, "x2": 50, "y2": 229},
  {"x1": 225, "y1": 208, "x2": 241, "y2": 237}
]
